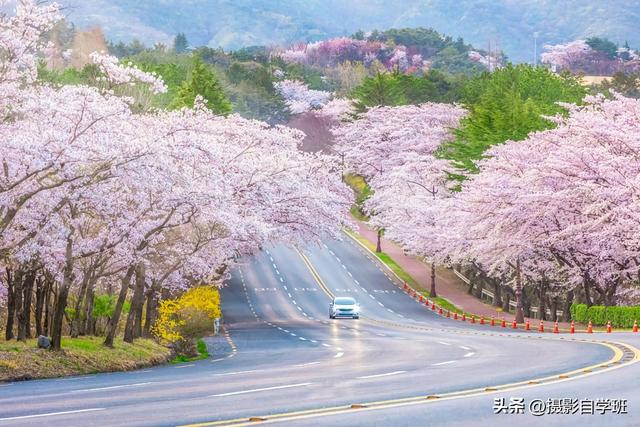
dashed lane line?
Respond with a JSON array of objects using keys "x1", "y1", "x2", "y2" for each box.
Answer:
[
  {"x1": 0, "y1": 408, "x2": 105, "y2": 422},
  {"x1": 357, "y1": 370, "x2": 407, "y2": 379},
  {"x1": 432, "y1": 360, "x2": 456, "y2": 366},
  {"x1": 209, "y1": 383, "x2": 313, "y2": 398}
]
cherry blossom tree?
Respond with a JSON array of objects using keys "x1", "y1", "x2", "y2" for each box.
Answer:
[
  {"x1": 541, "y1": 40, "x2": 592, "y2": 71},
  {"x1": 274, "y1": 79, "x2": 332, "y2": 114}
]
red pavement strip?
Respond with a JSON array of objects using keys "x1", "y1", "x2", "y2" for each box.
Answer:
[{"x1": 348, "y1": 222, "x2": 638, "y2": 335}]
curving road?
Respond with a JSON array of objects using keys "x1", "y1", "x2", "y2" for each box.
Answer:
[{"x1": 0, "y1": 234, "x2": 638, "y2": 426}]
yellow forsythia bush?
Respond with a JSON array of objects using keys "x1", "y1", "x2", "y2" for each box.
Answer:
[{"x1": 152, "y1": 286, "x2": 221, "y2": 344}]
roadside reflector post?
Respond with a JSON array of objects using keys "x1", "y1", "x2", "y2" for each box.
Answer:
[
  {"x1": 607, "y1": 320, "x2": 612, "y2": 333},
  {"x1": 538, "y1": 320, "x2": 544, "y2": 333},
  {"x1": 570, "y1": 321, "x2": 575, "y2": 334},
  {"x1": 587, "y1": 320, "x2": 593, "y2": 334},
  {"x1": 525, "y1": 320, "x2": 531, "y2": 331},
  {"x1": 633, "y1": 320, "x2": 638, "y2": 333},
  {"x1": 553, "y1": 321, "x2": 559, "y2": 334}
]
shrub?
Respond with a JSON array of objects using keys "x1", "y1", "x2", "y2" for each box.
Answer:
[
  {"x1": 570, "y1": 303, "x2": 640, "y2": 327},
  {"x1": 152, "y1": 286, "x2": 221, "y2": 357}
]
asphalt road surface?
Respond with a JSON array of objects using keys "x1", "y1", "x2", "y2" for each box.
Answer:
[{"x1": 0, "y1": 234, "x2": 638, "y2": 426}]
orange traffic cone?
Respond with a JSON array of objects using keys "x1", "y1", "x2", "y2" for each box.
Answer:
[
  {"x1": 431, "y1": 302, "x2": 436, "y2": 310},
  {"x1": 403, "y1": 283, "x2": 409, "y2": 291},
  {"x1": 480, "y1": 317, "x2": 485, "y2": 325},
  {"x1": 570, "y1": 321, "x2": 575, "y2": 334},
  {"x1": 419, "y1": 295, "x2": 424, "y2": 303},
  {"x1": 525, "y1": 320, "x2": 531, "y2": 331},
  {"x1": 490, "y1": 317, "x2": 495, "y2": 327},
  {"x1": 501, "y1": 318, "x2": 506, "y2": 328},
  {"x1": 553, "y1": 321, "x2": 559, "y2": 334},
  {"x1": 453, "y1": 312, "x2": 458, "y2": 320},
  {"x1": 512, "y1": 319, "x2": 517, "y2": 329},
  {"x1": 446, "y1": 310, "x2": 451, "y2": 318},
  {"x1": 633, "y1": 320, "x2": 638, "y2": 333},
  {"x1": 462, "y1": 313, "x2": 467, "y2": 322},
  {"x1": 538, "y1": 320, "x2": 544, "y2": 333},
  {"x1": 438, "y1": 307, "x2": 443, "y2": 315},
  {"x1": 607, "y1": 320, "x2": 612, "y2": 333},
  {"x1": 587, "y1": 320, "x2": 593, "y2": 333},
  {"x1": 471, "y1": 315, "x2": 476, "y2": 324}
]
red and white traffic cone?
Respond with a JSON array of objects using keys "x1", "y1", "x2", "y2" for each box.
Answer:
[
  {"x1": 570, "y1": 321, "x2": 575, "y2": 334},
  {"x1": 587, "y1": 320, "x2": 593, "y2": 334},
  {"x1": 501, "y1": 318, "x2": 506, "y2": 328},
  {"x1": 512, "y1": 319, "x2": 517, "y2": 329},
  {"x1": 419, "y1": 295, "x2": 424, "y2": 303},
  {"x1": 462, "y1": 313, "x2": 467, "y2": 322},
  {"x1": 431, "y1": 302, "x2": 436, "y2": 310},
  {"x1": 538, "y1": 320, "x2": 544, "y2": 333},
  {"x1": 446, "y1": 310, "x2": 451, "y2": 318},
  {"x1": 438, "y1": 307, "x2": 443, "y2": 315},
  {"x1": 480, "y1": 317, "x2": 485, "y2": 325},
  {"x1": 490, "y1": 317, "x2": 495, "y2": 327},
  {"x1": 607, "y1": 320, "x2": 612, "y2": 333},
  {"x1": 525, "y1": 320, "x2": 531, "y2": 331},
  {"x1": 633, "y1": 320, "x2": 638, "y2": 333},
  {"x1": 553, "y1": 321, "x2": 559, "y2": 334},
  {"x1": 471, "y1": 315, "x2": 476, "y2": 324}
]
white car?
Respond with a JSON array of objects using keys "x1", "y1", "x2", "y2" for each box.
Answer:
[{"x1": 329, "y1": 296, "x2": 360, "y2": 319}]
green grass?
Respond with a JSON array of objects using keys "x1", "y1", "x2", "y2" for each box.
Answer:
[
  {"x1": 343, "y1": 174, "x2": 372, "y2": 221},
  {"x1": 344, "y1": 228, "x2": 469, "y2": 316},
  {"x1": 171, "y1": 339, "x2": 209, "y2": 364},
  {"x1": 0, "y1": 336, "x2": 171, "y2": 381}
]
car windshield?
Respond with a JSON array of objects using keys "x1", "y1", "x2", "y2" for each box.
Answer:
[{"x1": 334, "y1": 297, "x2": 356, "y2": 305}]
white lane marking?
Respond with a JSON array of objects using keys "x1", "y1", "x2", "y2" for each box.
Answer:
[
  {"x1": 290, "y1": 333, "x2": 297, "y2": 337},
  {"x1": 297, "y1": 306, "x2": 303, "y2": 312},
  {"x1": 335, "y1": 257, "x2": 341, "y2": 262},
  {"x1": 0, "y1": 408, "x2": 105, "y2": 421},
  {"x1": 272, "y1": 263, "x2": 277, "y2": 269},
  {"x1": 387, "y1": 308, "x2": 394, "y2": 313},
  {"x1": 354, "y1": 280, "x2": 360, "y2": 285},
  {"x1": 341, "y1": 264, "x2": 347, "y2": 270},
  {"x1": 347, "y1": 272, "x2": 353, "y2": 277},
  {"x1": 378, "y1": 302, "x2": 384, "y2": 307},
  {"x1": 357, "y1": 370, "x2": 406, "y2": 379},
  {"x1": 213, "y1": 369, "x2": 261, "y2": 376},
  {"x1": 288, "y1": 293, "x2": 292, "y2": 298},
  {"x1": 296, "y1": 361, "x2": 321, "y2": 367},
  {"x1": 369, "y1": 294, "x2": 375, "y2": 299},
  {"x1": 269, "y1": 256, "x2": 274, "y2": 261},
  {"x1": 265, "y1": 249, "x2": 270, "y2": 254},
  {"x1": 283, "y1": 285, "x2": 288, "y2": 290},
  {"x1": 362, "y1": 288, "x2": 368, "y2": 293},
  {"x1": 299, "y1": 337, "x2": 307, "y2": 341},
  {"x1": 277, "y1": 327, "x2": 283, "y2": 331},
  {"x1": 334, "y1": 352, "x2": 345, "y2": 358},
  {"x1": 174, "y1": 364, "x2": 196, "y2": 369},
  {"x1": 329, "y1": 250, "x2": 335, "y2": 255},
  {"x1": 310, "y1": 339, "x2": 318, "y2": 343},
  {"x1": 460, "y1": 346, "x2": 471, "y2": 350},
  {"x1": 280, "y1": 277, "x2": 284, "y2": 282},
  {"x1": 432, "y1": 360, "x2": 456, "y2": 366},
  {"x1": 283, "y1": 329, "x2": 290, "y2": 333},
  {"x1": 322, "y1": 343, "x2": 331, "y2": 347},
  {"x1": 275, "y1": 270, "x2": 280, "y2": 275},
  {"x1": 438, "y1": 341, "x2": 451, "y2": 346},
  {"x1": 70, "y1": 382, "x2": 152, "y2": 393},
  {"x1": 464, "y1": 352, "x2": 475, "y2": 358},
  {"x1": 376, "y1": 333, "x2": 387, "y2": 337},
  {"x1": 210, "y1": 383, "x2": 313, "y2": 397},
  {"x1": 292, "y1": 300, "x2": 298, "y2": 305}
]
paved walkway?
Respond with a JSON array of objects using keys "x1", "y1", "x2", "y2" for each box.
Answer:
[{"x1": 353, "y1": 221, "x2": 579, "y2": 330}]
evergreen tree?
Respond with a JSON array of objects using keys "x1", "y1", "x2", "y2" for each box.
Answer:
[
  {"x1": 440, "y1": 64, "x2": 586, "y2": 176},
  {"x1": 171, "y1": 57, "x2": 232, "y2": 115},
  {"x1": 351, "y1": 72, "x2": 406, "y2": 113},
  {"x1": 173, "y1": 33, "x2": 188, "y2": 54}
]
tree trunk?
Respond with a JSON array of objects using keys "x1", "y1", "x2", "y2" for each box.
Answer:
[
  {"x1": 375, "y1": 228, "x2": 382, "y2": 253},
  {"x1": 51, "y1": 235, "x2": 75, "y2": 351},
  {"x1": 50, "y1": 285, "x2": 70, "y2": 350},
  {"x1": 18, "y1": 268, "x2": 36, "y2": 341},
  {"x1": 34, "y1": 276, "x2": 45, "y2": 337},
  {"x1": 124, "y1": 264, "x2": 145, "y2": 343},
  {"x1": 5, "y1": 268, "x2": 15, "y2": 340},
  {"x1": 44, "y1": 280, "x2": 52, "y2": 336},
  {"x1": 13, "y1": 269, "x2": 24, "y2": 341},
  {"x1": 429, "y1": 262, "x2": 437, "y2": 298},
  {"x1": 70, "y1": 273, "x2": 89, "y2": 338},
  {"x1": 143, "y1": 285, "x2": 158, "y2": 338},
  {"x1": 563, "y1": 290, "x2": 574, "y2": 322},
  {"x1": 105, "y1": 266, "x2": 135, "y2": 347},
  {"x1": 514, "y1": 259, "x2": 524, "y2": 323},
  {"x1": 493, "y1": 280, "x2": 502, "y2": 308}
]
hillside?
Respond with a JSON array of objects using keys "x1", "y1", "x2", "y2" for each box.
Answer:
[{"x1": 51, "y1": 0, "x2": 640, "y2": 63}]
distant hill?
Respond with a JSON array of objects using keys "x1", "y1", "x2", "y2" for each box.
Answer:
[{"x1": 53, "y1": 0, "x2": 640, "y2": 63}]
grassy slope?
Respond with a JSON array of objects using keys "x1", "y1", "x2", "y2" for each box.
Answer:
[{"x1": 0, "y1": 336, "x2": 171, "y2": 382}]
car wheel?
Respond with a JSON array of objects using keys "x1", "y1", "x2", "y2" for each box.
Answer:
[{"x1": 353, "y1": 315, "x2": 359, "y2": 319}]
